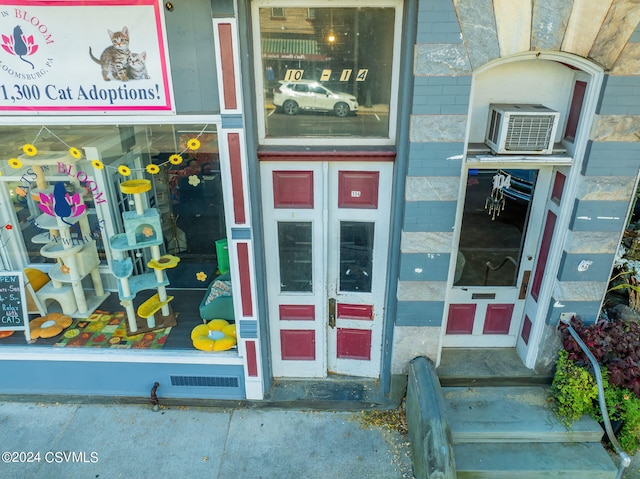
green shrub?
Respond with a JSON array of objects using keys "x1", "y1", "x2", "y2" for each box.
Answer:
[
  {"x1": 551, "y1": 350, "x2": 640, "y2": 453},
  {"x1": 550, "y1": 350, "x2": 598, "y2": 427}
]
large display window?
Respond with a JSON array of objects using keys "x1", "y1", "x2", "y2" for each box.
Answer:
[
  {"x1": 253, "y1": 0, "x2": 403, "y2": 145},
  {"x1": 0, "y1": 123, "x2": 236, "y2": 354}
]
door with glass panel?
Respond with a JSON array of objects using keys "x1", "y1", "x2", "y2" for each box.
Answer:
[
  {"x1": 261, "y1": 161, "x2": 392, "y2": 378},
  {"x1": 444, "y1": 166, "x2": 552, "y2": 347}
]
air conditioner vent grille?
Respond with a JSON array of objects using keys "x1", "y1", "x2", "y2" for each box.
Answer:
[
  {"x1": 505, "y1": 115, "x2": 557, "y2": 151},
  {"x1": 484, "y1": 104, "x2": 560, "y2": 155}
]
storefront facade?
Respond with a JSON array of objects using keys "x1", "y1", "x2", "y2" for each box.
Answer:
[{"x1": 1, "y1": 0, "x2": 640, "y2": 402}]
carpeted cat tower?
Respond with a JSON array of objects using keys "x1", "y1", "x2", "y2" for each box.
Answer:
[{"x1": 108, "y1": 179, "x2": 179, "y2": 334}]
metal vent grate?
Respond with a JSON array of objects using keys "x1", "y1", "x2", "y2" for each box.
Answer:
[
  {"x1": 504, "y1": 114, "x2": 556, "y2": 151},
  {"x1": 170, "y1": 376, "x2": 239, "y2": 388}
]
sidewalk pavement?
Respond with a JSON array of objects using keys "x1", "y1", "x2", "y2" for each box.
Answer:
[
  {"x1": 619, "y1": 451, "x2": 640, "y2": 479},
  {"x1": 0, "y1": 401, "x2": 414, "y2": 479}
]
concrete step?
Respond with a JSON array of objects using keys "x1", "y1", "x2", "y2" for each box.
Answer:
[
  {"x1": 437, "y1": 348, "x2": 553, "y2": 387},
  {"x1": 454, "y1": 442, "x2": 618, "y2": 479},
  {"x1": 444, "y1": 386, "x2": 605, "y2": 443}
]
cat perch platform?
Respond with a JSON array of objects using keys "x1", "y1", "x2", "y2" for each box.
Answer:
[{"x1": 107, "y1": 179, "x2": 179, "y2": 333}]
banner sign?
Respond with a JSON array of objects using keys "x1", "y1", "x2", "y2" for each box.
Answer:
[{"x1": 0, "y1": 0, "x2": 174, "y2": 113}]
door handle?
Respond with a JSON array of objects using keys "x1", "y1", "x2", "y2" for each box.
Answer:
[{"x1": 328, "y1": 298, "x2": 336, "y2": 329}]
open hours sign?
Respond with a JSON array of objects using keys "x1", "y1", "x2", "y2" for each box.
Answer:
[{"x1": 0, "y1": 272, "x2": 30, "y2": 342}]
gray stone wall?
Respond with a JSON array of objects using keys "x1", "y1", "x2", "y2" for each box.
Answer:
[
  {"x1": 398, "y1": 29, "x2": 469, "y2": 329},
  {"x1": 394, "y1": 0, "x2": 640, "y2": 370},
  {"x1": 548, "y1": 68, "x2": 640, "y2": 325}
]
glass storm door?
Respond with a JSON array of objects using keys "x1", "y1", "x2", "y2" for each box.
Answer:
[
  {"x1": 261, "y1": 161, "x2": 392, "y2": 378},
  {"x1": 444, "y1": 167, "x2": 552, "y2": 347}
]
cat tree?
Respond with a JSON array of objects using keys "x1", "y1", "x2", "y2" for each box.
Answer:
[
  {"x1": 25, "y1": 152, "x2": 108, "y2": 317},
  {"x1": 108, "y1": 179, "x2": 179, "y2": 333}
]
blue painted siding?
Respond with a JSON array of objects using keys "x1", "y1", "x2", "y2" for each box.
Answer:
[
  {"x1": 412, "y1": 76, "x2": 472, "y2": 114},
  {"x1": 231, "y1": 228, "x2": 252, "y2": 240},
  {"x1": 407, "y1": 142, "x2": 465, "y2": 177},
  {"x1": 399, "y1": 253, "x2": 451, "y2": 281},
  {"x1": 545, "y1": 299, "x2": 603, "y2": 326},
  {"x1": 581, "y1": 141, "x2": 640, "y2": 177},
  {"x1": 239, "y1": 320, "x2": 258, "y2": 338},
  {"x1": 222, "y1": 115, "x2": 244, "y2": 128},
  {"x1": 396, "y1": 301, "x2": 445, "y2": 326},
  {"x1": 0, "y1": 361, "x2": 245, "y2": 399},
  {"x1": 597, "y1": 76, "x2": 640, "y2": 115},
  {"x1": 556, "y1": 252, "x2": 616, "y2": 282},
  {"x1": 165, "y1": 0, "x2": 220, "y2": 114},
  {"x1": 569, "y1": 199, "x2": 629, "y2": 232},
  {"x1": 403, "y1": 201, "x2": 457, "y2": 232},
  {"x1": 211, "y1": 0, "x2": 234, "y2": 15},
  {"x1": 416, "y1": 0, "x2": 462, "y2": 44}
]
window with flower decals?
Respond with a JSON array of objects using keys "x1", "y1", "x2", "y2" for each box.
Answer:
[
  {"x1": 0, "y1": 123, "x2": 237, "y2": 352},
  {"x1": 0, "y1": 124, "x2": 225, "y2": 290},
  {"x1": 253, "y1": 1, "x2": 402, "y2": 144}
]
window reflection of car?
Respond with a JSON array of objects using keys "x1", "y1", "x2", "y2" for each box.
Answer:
[
  {"x1": 272, "y1": 80, "x2": 358, "y2": 117},
  {"x1": 498, "y1": 169, "x2": 537, "y2": 204}
]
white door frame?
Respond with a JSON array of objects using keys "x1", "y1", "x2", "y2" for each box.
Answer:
[
  {"x1": 443, "y1": 163, "x2": 553, "y2": 348},
  {"x1": 262, "y1": 161, "x2": 392, "y2": 378}
]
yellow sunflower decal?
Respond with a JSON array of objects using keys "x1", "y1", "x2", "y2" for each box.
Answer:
[
  {"x1": 196, "y1": 271, "x2": 208, "y2": 282},
  {"x1": 22, "y1": 144, "x2": 37, "y2": 156},
  {"x1": 118, "y1": 165, "x2": 131, "y2": 177},
  {"x1": 169, "y1": 154, "x2": 183, "y2": 165},
  {"x1": 146, "y1": 164, "x2": 160, "y2": 175},
  {"x1": 69, "y1": 147, "x2": 82, "y2": 159},
  {"x1": 8, "y1": 158, "x2": 22, "y2": 169},
  {"x1": 91, "y1": 159, "x2": 104, "y2": 170},
  {"x1": 187, "y1": 138, "x2": 201, "y2": 151}
]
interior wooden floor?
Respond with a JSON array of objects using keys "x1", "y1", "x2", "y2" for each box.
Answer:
[{"x1": 1, "y1": 289, "x2": 207, "y2": 350}]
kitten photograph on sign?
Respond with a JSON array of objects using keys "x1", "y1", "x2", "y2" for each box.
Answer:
[{"x1": 89, "y1": 26, "x2": 150, "y2": 82}]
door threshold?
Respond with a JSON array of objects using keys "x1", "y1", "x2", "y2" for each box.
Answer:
[{"x1": 265, "y1": 375, "x2": 406, "y2": 410}]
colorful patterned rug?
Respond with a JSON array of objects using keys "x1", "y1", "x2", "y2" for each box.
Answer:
[{"x1": 54, "y1": 310, "x2": 171, "y2": 349}]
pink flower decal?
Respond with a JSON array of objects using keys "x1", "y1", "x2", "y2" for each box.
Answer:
[
  {"x1": 67, "y1": 192, "x2": 87, "y2": 216},
  {"x1": 37, "y1": 192, "x2": 55, "y2": 216},
  {"x1": 2, "y1": 26, "x2": 39, "y2": 70},
  {"x1": 38, "y1": 192, "x2": 86, "y2": 218},
  {"x1": 1, "y1": 34, "x2": 15, "y2": 55},
  {"x1": 1, "y1": 32, "x2": 38, "y2": 56}
]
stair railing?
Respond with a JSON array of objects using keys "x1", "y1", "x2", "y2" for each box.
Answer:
[{"x1": 559, "y1": 316, "x2": 631, "y2": 479}]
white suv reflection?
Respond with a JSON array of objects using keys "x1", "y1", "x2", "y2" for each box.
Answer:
[{"x1": 272, "y1": 80, "x2": 358, "y2": 117}]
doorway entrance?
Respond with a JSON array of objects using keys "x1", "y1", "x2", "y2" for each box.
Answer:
[
  {"x1": 444, "y1": 167, "x2": 552, "y2": 347},
  {"x1": 261, "y1": 161, "x2": 392, "y2": 378}
]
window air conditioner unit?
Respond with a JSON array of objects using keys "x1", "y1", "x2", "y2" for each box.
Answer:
[{"x1": 485, "y1": 104, "x2": 560, "y2": 155}]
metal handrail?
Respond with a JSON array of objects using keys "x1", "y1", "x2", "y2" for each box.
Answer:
[
  {"x1": 560, "y1": 317, "x2": 631, "y2": 479},
  {"x1": 484, "y1": 256, "x2": 517, "y2": 285}
]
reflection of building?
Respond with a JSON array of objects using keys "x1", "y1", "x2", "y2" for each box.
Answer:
[
  {"x1": 261, "y1": 38, "x2": 329, "y2": 62},
  {"x1": 0, "y1": 1, "x2": 639, "y2": 427}
]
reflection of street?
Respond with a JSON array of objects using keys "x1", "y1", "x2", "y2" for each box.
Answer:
[{"x1": 265, "y1": 105, "x2": 389, "y2": 137}]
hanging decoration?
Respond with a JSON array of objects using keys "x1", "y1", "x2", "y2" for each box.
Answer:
[
  {"x1": 3, "y1": 124, "x2": 208, "y2": 179},
  {"x1": 485, "y1": 172, "x2": 511, "y2": 220}
]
